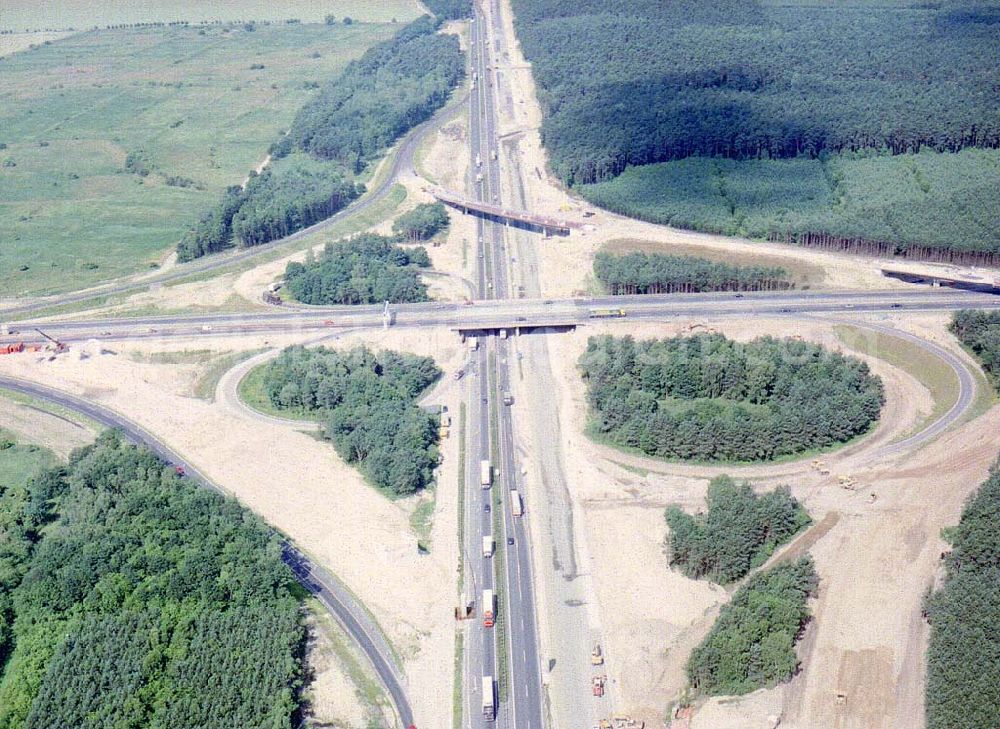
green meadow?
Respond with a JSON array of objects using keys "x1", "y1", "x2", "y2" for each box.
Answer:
[{"x1": 0, "y1": 21, "x2": 398, "y2": 295}]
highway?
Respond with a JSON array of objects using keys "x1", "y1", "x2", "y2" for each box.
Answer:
[
  {"x1": 5, "y1": 290, "x2": 1000, "y2": 347},
  {"x1": 460, "y1": 1, "x2": 545, "y2": 726},
  {"x1": 0, "y1": 375, "x2": 415, "y2": 729}
]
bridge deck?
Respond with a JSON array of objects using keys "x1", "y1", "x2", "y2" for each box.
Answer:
[{"x1": 431, "y1": 187, "x2": 582, "y2": 233}]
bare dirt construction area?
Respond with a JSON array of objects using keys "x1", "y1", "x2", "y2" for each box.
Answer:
[
  {"x1": 511, "y1": 314, "x2": 996, "y2": 728},
  {"x1": 0, "y1": 326, "x2": 467, "y2": 728}
]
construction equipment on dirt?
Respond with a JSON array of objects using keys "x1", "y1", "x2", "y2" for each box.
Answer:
[
  {"x1": 837, "y1": 474, "x2": 858, "y2": 491},
  {"x1": 811, "y1": 459, "x2": 831, "y2": 476},
  {"x1": 1, "y1": 342, "x2": 25, "y2": 355},
  {"x1": 591, "y1": 643, "x2": 604, "y2": 665},
  {"x1": 598, "y1": 717, "x2": 643, "y2": 729},
  {"x1": 34, "y1": 328, "x2": 68, "y2": 354},
  {"x1": 592, "y1": 675, "x2": 607, "y2": 697}
]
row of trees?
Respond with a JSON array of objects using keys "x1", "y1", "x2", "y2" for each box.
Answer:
[
  {"x1": 594, "y1": 251, "x2": 791, "y2": 295},
  {"x1": 178, "y1": 16, "x2": 464, "y2": 260},
  {"x1": 284, "y1": 233, "x2": 431, "y2": 305},
  {"x1": 950, "y1": 309, "x2": 1000, "y2": 389},
  {"x1": 0, "y1": 432, "x2": 304, "y2": 729},
  {"x1": 924, "y1": 454, "x2": 1000, "y2": 728},
  {"x1": 392, "y1": 202, "x2": 450, "y2": 243},
  {"x1": 579, "y1": 334, "x2": 884, "y2": 462},
  {"x1": 512, "y1": 0, "x2": 1000, "y2": 185},
  {"x1": 259, "y1": 346, "x2": 442, "y2": 495},
  {"x1": 273, "y1": 15, "x2": 464, "y2": 169},
  {"x1": 665, "y1": 476, "x2": 810, "y2": 584},
  {"x1": 686, "y1": 556, "x2": 818, "y2": 695}
]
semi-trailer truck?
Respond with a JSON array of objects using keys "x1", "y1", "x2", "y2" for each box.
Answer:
[
  {"x1": 483, "y1": 535, "x2": 494, "y2": 558},
  {"x1": 480, "y1": 460, "x2": 492, "y2": 488},
  {"x1": 511, "y1": 490, "x2": 523, "y2": 517},
  {"x1": 482, "y1": 675, "x2": 495, "y2": 720},
  {"x1": 482, "y1": 589, "x2": 495, "y2": 627}
]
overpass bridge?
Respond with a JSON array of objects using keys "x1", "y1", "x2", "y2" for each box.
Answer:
[{"x1": 430, "y1": 187, "x2": 583, "y2": 236}]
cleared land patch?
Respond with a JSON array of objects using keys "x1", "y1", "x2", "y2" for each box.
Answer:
[{"x1": 0, "y1": 22, "x2": 397, "y2": 295}]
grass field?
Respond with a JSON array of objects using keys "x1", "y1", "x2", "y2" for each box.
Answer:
[
  {"x1": 0, "y1": 22, "x2": 398, "y2": 296},
  {"x1": 1, "y1": 1, "x2": 422, "y2": 31}
]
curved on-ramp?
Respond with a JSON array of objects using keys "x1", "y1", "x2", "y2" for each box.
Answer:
[{"x1": 0, "y1": 375, "x2": 415, "y2": 729}]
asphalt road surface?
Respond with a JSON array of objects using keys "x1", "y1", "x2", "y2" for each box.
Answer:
[
  {"x1": 6, "y1": 290, "x2": 1000, "y2": 347},
  {"x1": 0, "y1": 376, "x2": 415, "y2": 729}
]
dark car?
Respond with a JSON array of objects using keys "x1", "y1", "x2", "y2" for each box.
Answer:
[
  {"x1": 484, "y1": 503, "x2": 491, "y2": 512},
  {"x1": 507, "y1": 537, "x2": 514, "y2": 545}
]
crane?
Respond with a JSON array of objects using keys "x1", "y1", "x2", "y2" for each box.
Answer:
[{"x1": 34, "y1": 328, "x2": 68, "y2": 353}]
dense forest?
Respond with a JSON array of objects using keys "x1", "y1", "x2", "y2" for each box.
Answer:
[
  {"x1": 924, "y1": 455, "x2": 1000, "y2": 728},
  {"x1": 950, "y1": 309, "x2": 1000, "y2": 390},
  {"x1": 178, "y1": 16, "x2": 463, "y2": 260},
  {"x1": 594, "y1": 251, "x2": 791, "y2": 295},
  {"x1": 512, "y1": 0, "x2": 1000, "y2": 263},
  {"x1": 687, "y1": 556, "x2": 818, "y2": 696},
  {"x1": 260, "y1": 346, "x2": 441, "y2": 495},
  {"x1": 666, "y1": 476, "x2": 810, "y2": 584},
  {"x1": 274, "y1": 15, "x2": 463, "y2": 168},
  {"x1": 579, "y1": 334, "x2": 884, "y2": 462},
  {"x1": 284, "y1": 233, "x2": 431, "y2": 305},
  {"x1": 0, "y1": 432, "x2": 304, "y2": 729},
  {"x1": 392, "y1": 202, "x2": 450, "y2": 243}
]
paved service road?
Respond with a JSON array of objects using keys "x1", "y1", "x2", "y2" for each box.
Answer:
[{"x1": 0, "y1": 376, "x2": 416, "y2": 729}]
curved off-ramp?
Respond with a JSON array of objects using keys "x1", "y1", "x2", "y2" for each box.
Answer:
[{"x1": 0, "y1": 375, "x2": 415, "y2": 729}]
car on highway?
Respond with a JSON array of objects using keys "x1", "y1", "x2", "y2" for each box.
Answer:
[
  {"x1": 484, "y1": 503, "x2": 491, "y2": 512},
  {"x1": 891, "y1": 303, "x2": 903, "y2": 309},
  {"x1": 507, "y1": 537, "x2": 514, "y2": 545}
]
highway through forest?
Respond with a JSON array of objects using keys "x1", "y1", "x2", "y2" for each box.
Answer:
[{"x1": 0, "y1": 375, "x2": 415, "y2": 729}]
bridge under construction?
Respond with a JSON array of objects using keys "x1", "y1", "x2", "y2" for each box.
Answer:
[{"x1": 430, "y1": 187, "x2": 582, "y2": 236}]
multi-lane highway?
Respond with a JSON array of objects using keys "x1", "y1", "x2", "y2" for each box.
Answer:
[
  {"x1": 461, "y1": 2, "x2": 545, "y2": 726},
  {"x1": 5, "y1": 289, "x2": 1000, "y2": 347}
]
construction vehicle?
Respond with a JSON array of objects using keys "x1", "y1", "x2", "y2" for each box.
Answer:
[
  {"x1": 482, "y1": 675, "x2": 495, "y2": 720},
  {"x1": 480, "y1": 460, "x2": 492, "y2": 488},
  {"x1": 0, "y1": 342, "x2": 25, "y2": 355},
  {"x1": 34, "y1": 328, "x2": 68, "y2": 354},
  {"x1": 592, "y1": 675, "x2": 606, "y2": 697},
  {"x1": 838, "y1": 474, "x2": 858, "y2": 490},
  {"x1": 483, "y1": 536, "x2": 494, "y2": 558},
  {"x1": 482, "y1": 589, "x2": 495, "y2": 628},
  {"x1": 511, "y1": 489, "x2": 523, "y2": 517},
  {"x1": 588, "y1": 308, "x2": 626, "y2": 319},
  {"x1": 591, "y1": 643, "x2": 604, "y2": 665}
]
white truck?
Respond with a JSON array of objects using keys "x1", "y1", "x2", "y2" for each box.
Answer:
[
  {"x1": 480, "y1": 459, "x2": 492, "y2": 488},
  {"x1": 482, "y1": 675, "x2": 495, "y2": 720},
  {"x1": 468, "y1": 336, "x2": 479, "y2": 351},
  {"x1": 482, "y1": 589, "x2": 495, "y2": 628},
  {"x1": 483, "y1": 535, "x2": 494, "y2": 558},
  {"x1": 511, "y1": 489, "x2": 523, "y2": 517}
]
